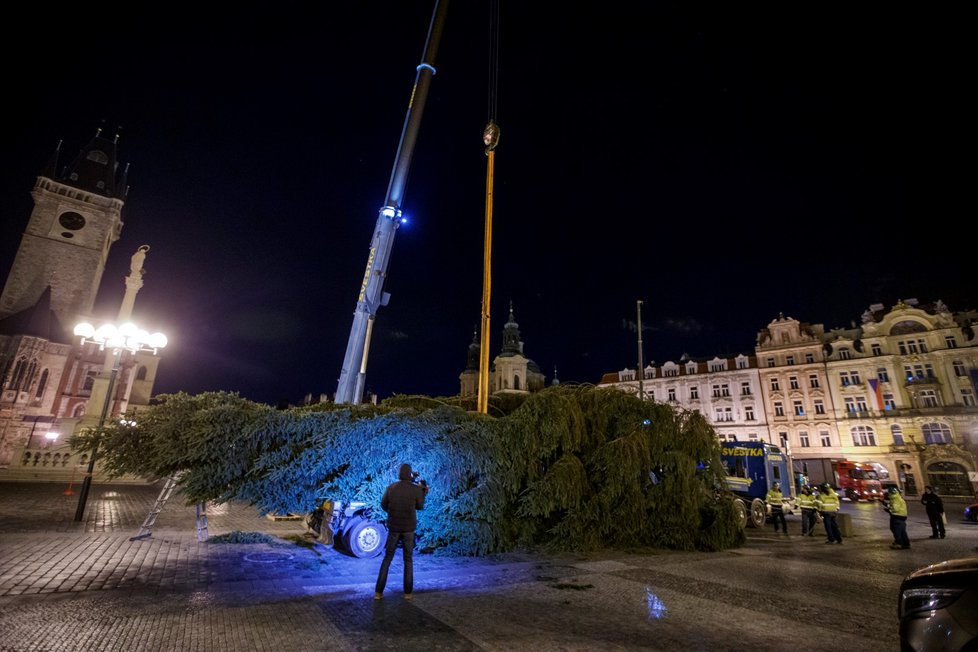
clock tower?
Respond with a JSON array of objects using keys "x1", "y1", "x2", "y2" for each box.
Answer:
[{"x1": 0, "y1": 127, "x2": 128, "y2": 328}]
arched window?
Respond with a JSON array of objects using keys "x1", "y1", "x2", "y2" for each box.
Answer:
[
  {"x1": 10, "y1": 357, "x2": 26, "y2": 390},
  {"x1": 35, "y1": 369, "x2": 49, "y2": 398},
  {"x1": 850, "y1": 425, "x2": 876, "y2": 446},
  {"x1": 921, "y1": 422, "x2": 952, "y2": 445},
  {"x1": 890, "y1": 424, "x2": 904, "y2": 445},
  {"x1": 926, "y1": 461, "x2": 971, "y2": 496},
  {"x1": 72, "y1": 404, "x2": 86, "y2": 418},
  {"x1": 513, "y1": 374, "x2": 521, "y2": 390},
  {"x1": 136, "y1": 366, "x2": 148, "y2": 381},
  {"x1": 22, "y1": 359, "x2": 37, "y2": 392},
  {"x1": 83, "y1": 372, "x2": 95, "y2": 391}
]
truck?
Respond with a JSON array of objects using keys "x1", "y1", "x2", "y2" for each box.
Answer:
[
  {"x1": 833, "y1": 460, "x2": 885, "y2": 502},
  {"x1": 720, "y1": 441, "x2": 798, "y2": 529}
]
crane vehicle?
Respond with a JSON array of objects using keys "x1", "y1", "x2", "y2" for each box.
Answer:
[{"x1": 334, "y1": 0, "x2": 450, "y2": 405}]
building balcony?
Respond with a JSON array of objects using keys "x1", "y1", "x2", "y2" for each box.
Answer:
[
  {"x1": 904, "y1": 376, "x2": 940, "y2": 388},
  {"x1": 889, "y1": 443, "x2": 924, "y2": 454}
]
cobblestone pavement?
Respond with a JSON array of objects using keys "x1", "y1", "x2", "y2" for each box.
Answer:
[{"x1": 0, "y1": 480, "x2": 976, "y2": 651}]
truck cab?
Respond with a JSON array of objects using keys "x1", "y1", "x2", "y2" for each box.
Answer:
[
  {"x1": 833, "y1": 460, "x2": 885, "y2": 502},
  {"x1": 721, "y1": 441, "x2": 798, "y2": 528}
]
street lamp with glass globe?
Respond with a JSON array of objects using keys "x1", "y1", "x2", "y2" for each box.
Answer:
[{"x1": 72, "y1": 321, "x2": 167, "y2": 522}]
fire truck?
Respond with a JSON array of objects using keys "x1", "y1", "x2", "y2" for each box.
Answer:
[{"x1": 833, "y1": 460, "x2": 885, "y2": 502}]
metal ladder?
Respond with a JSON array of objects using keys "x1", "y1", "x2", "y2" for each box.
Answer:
[{"x1": 130, "y1": 473, "x2": 182, "y2": 541}]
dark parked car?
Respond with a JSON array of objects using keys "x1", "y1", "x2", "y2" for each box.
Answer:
[
  {"x1": 965, "y1": 501, "x2": 978, "y2": 522},
  {"x1": 898, "y1": 557, "x2": 978, "y2": 651}
]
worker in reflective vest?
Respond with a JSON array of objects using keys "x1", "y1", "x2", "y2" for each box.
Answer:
[
  {"x1": 816, "y1": 484, "x2": 843, "y2": 544},
  {"x1": 766, "y1": 481, "x2": 788, "y2": 535},
  {"x1": 797, "y1": 485, "x2": 817, "y2": 536}
]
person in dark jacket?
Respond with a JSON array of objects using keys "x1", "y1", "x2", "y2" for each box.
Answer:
[
  {"x1": 920, "y1": 485, "x2": 946, "y2": 539},
  {"x1": 374, "y1": 463, "x2": 428, "y2": 600}
]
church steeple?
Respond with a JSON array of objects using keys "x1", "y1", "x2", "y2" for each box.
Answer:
[
  {"x1": 56, "y1": 125, "x2": 125, "y2": 198},
  {"x1": 0, "y1": 128, "x2": 128, "y2": 325},
  {"x1": 464, "y1": 327, "x2": 480, "y2": 371},
  {"x1": 499, "y1": 301, "x2": 522, "y2": 356}
]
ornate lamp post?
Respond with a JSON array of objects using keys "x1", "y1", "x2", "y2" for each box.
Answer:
[{"x1": 72, "y1": 321, "x2": 167, "y2": 522}]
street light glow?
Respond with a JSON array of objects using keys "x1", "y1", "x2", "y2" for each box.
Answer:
[{"x1": 74, "y1": 321, "x2": 168, "y2": 354}]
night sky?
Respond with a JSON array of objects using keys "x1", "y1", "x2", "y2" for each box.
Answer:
[{"x1": 1, "y1": 3, "x2": 972, "y2": 406}]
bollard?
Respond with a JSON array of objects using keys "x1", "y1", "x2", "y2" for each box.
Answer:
[{"x1": 837, "y1": 512, "x2": 853, "y2": 537}]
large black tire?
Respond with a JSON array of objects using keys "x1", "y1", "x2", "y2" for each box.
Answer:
[
  {"x1": 342, "y1": 516, "x2": 388, "y2": 558},
  {"x1": 748, "y1": 498, "x2": 767, "y2": 528},
  {"x1": 733, "y1": 499, "x2": 748, "y2": 529}
]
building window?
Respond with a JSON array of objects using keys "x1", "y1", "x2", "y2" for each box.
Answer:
[
  {"x1": 961, "y1": 388, "x2": 977, "y2": 407},
  {"x1": 898, "y1": 339, "x2": 928, "y2": 355},
  {"x1": 883, "y1": 393, "x2": 895, "y2": 410},
  {"x1": 891, "y1": 424, "x2": 904, "y2": 445},
  {"x1": 721, "y1": 384, "x2": 730, "y2": 397},
  {"x1": 903, "y1": 363, "x2": 935, "y2": 380},
  {"x1": 789, "y1": 376, "x2": 799, "y2": 390},
  {"x1": 799, "y1": 431, "x2": 810, "y2": 448},
  {"x1": 745, "y1": 405, "x2": 755, "y2": 420},
  {"x1": 665, "y1": 368, "x2": 678, "y2": 377},
  {"x1": 83, "y1": 372, "x2": 96, "y2": 391},
  {"x1": 917, "y1": 389, "x2": 939, "y2": 408},
  {"x1": 786, "y1": 356, "x2": 795, "y2": 366},
  {"x1": 709, "y1": 361, "x2": 727, "y2": 372},
  {"x1": 774, "y1": 402, "x2": 785, "y2": 417},
  {"x1": 687, "y1": 363, "x2": 697, "y2": 374},
  {"x1": 805, "y1": 353, "x2": 815, "y2": 363},
  {"x1": 871, "y1": 343, "x2": 883, "y2": 356},
  {"x1": 741, "y1": 381, "x2": 751, "y2": 396},
  {"x1": 856, "y1": 396, "x2": 868, "y2": 412},
  {"x1": 715, "y1": 407, "x2": 733, "y2": 422},
  {"x1": 770, "y1": 378, "x2": 780, "y2": 391},
  {"x1": 839, "y1": 348, "x2": 851, "y2": 360},
  {"x1": 877, "y1": 368, "x2": 890, "y2": 383},
  {"x1": 748, "y1": 433, "x2": 758, "y2": 440},
  {"x1": 953, "y1": 361, "x2": 966, "y2": 377},
  {"x1": 737, "y1": 358, "x2": 748, "y2": 370},
  {"x1": 767, "y1": 358, "x2": 775, "y2": 368},
  {"x1": 851, "y1": 425, "x2": 876, "y2": 446},
  {"x1": 945, "y1": 335, "x2": 957, "y2": 349},
  {"x1": 667, "y1": 388, "x2": 676, "y2": 402},
  {"x1": 921, "y1": 422, "x2": 952, "y2": 445},
  {"x1": 851, "y1": 370, "x2": 862, "y2": 384},
  {"x1": 35, "y1": 369, "x2": 49, "y2": 398},
  {"x1": 712, "y1": 385, "x2": 721, "y2": 398},
  {"x1": 840, "y1": 371, "x2": 851, "y2": 387},
  {"x1": 793, "y1": 400, "x2": 804, "y2": 416},
  {"x1": 819, "y1": 431, "x2": 831, "y2": 447},
  {"x1": 809, "y1": 374, "x2": 820, "y2": 389},
  {"x1": 689, "y1": 386, "x2": 699, "y2": 400},
  {"x1": 814, "y1": 399, "x2": 825, "y2": 415}
]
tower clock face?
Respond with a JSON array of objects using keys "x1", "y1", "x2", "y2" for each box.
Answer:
[{"x1": 58, "y1": 212, "x2": 86, "y2": 231}]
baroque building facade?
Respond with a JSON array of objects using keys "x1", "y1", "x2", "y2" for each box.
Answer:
[
  {"x1": 598, "y1": 299, "x2": 978, "y2": 499},
  {"x1": 0, "y1": 130, "x2": 162, "y2": 482},
  {"x1": 598, "y1": 354, "x2": 769, "y2": 443}
]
